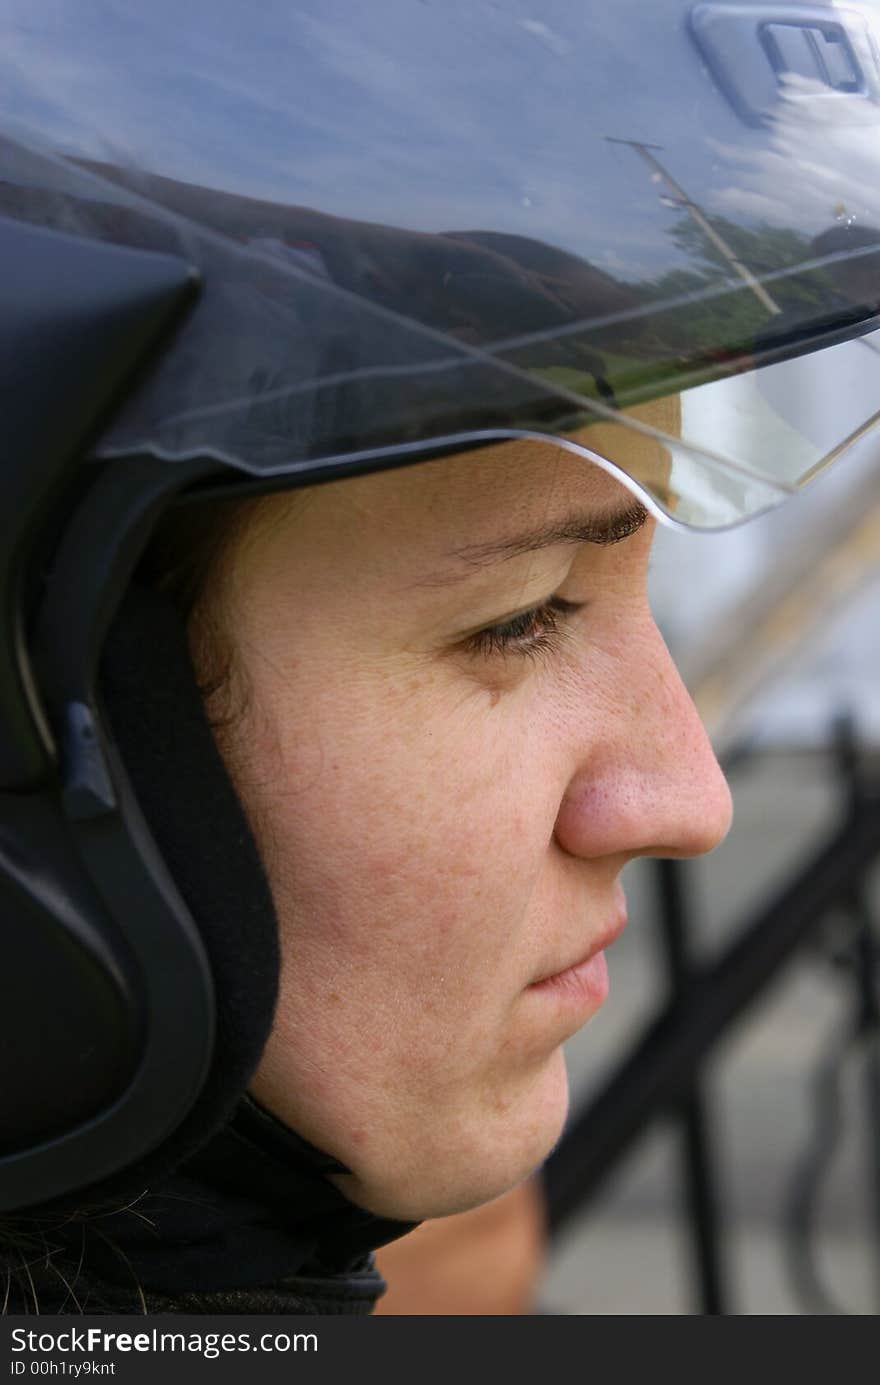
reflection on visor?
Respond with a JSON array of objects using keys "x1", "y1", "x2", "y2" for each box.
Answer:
[
  {"x1": 5, "y1": 140, "x2": 876, "y2": 531},
  {"x1": 77, "y1": 165, "x2": 877, "y2": 532},
  {"x1": 98, "y1": 321, "x2": 880, "y2": 531},
  {"x1": 4, "y1": 0, "x2": 880, "y2": 532},
  {"x1": 3, "y1": 132, "x2": 877, "y2": 530}
]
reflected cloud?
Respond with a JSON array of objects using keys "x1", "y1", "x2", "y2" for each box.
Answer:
[{"x1": 710, "y1": 74, "x2": 880, "y2": 231}]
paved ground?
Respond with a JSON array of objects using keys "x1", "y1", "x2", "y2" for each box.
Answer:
[{"x1": 536, "y1": 747, "x2": 880, "y2": 1315}]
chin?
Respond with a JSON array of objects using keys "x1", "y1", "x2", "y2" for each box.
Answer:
[{"x1": 333, "y1": 1049, "x2": 571, "y2": 1222}]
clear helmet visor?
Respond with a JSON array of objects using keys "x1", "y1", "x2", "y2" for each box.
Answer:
[
  {"x1": 543, "y1": 324, "x2": 880, "y2": 529},
  {"x1": 2, "y1": 0, "x2": 880, "y2": 528}
]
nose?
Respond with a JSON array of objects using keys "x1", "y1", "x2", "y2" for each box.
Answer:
[{"x1": 553, "y1": 617, "x2": 733, "y2": 865}]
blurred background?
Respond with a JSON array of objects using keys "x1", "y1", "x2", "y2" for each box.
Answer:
[{"x1": 537, "y1": 438, "x2": 880, "y2": 1315}]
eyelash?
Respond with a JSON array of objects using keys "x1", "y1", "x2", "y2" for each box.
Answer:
[{"x1": 463, "y1": 597, "x2": 584, "y2": 659}]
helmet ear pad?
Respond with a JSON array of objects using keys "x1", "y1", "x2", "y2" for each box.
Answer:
[{"x1": 93, "y1": 579, "x2": 280, "y2": 1199}]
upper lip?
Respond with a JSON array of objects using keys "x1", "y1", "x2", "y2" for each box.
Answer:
[{"x1": 530, "y1": 907, "x2": 628, "y2": 986}]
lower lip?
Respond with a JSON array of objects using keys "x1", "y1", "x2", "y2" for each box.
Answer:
[{"x1": 527, "y1": 949, "x2": 609, "y2": 1013}]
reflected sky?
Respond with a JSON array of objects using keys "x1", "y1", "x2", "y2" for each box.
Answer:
[{"x1": 4, "y1": 0, "x2": 880, "y2": 277}]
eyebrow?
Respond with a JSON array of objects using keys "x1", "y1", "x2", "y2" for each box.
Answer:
[{"x1": 420, "y1": 499, "x2": 649, "y2": 585}]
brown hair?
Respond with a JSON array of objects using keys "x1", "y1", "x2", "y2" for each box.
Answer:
[
  {"x1": 139, "y1": 485, "x2": 310, "y2": 737},
  {"x1": 139, "y1": 495, "x2": 255, "y2": 729}
]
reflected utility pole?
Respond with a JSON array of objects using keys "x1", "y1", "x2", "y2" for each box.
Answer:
[{"x1": 606, "y1": 136, "x2": 781, "y2": 316}]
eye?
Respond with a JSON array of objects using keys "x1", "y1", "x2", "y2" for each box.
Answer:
[{"x1": 462, "y1": 596, "x2": 584, "y2": 659}]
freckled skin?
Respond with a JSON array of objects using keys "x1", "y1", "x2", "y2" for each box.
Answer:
[{"x1": 202, "y1": 440, "x2": 732, "y2": 1221}]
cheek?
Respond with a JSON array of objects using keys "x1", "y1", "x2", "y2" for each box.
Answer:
[
  {"x1": 245, "y1": 671, "x2": 564, "y2": 1030},
  {"x1": 241, "y1": 636, "x2": 608, "y2": 1202}
]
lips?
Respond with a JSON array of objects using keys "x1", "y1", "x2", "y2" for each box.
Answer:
[{"x1": 529, "y1": 906, "x2": 627, "y2": 989}]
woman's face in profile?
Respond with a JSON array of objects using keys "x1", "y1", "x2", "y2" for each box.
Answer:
[{"x1": 201, "y1": 440, "x2": 732, "y2": 1221}]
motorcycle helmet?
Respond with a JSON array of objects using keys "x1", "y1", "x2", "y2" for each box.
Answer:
[{"x1": 2, "y1": 0, "x2": 879, "y2": 1218}]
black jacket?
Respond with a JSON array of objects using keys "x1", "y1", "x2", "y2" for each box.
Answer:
[{"x1": 2, "y1": 1099, "x2": 415, "y2": 1315}]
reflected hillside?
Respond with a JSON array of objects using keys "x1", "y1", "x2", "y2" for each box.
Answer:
[{"x1": 2, "y1": 137, "x2": 878, "y2": 490}]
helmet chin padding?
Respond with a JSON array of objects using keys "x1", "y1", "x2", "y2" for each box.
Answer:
[{"x1": 89, "y1": 580, "x2": 280, "y2": 1204}]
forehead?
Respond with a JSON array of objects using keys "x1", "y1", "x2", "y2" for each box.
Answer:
[
  {"x1": 332, "y1": 452, "x2": 651, "y2": 545},
  {"x1": 237, "y1": 396, "x2": 677, "y2": 593},
  {"x1": 316, "y1": 393, "x2": 680, "y2": 538}
]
